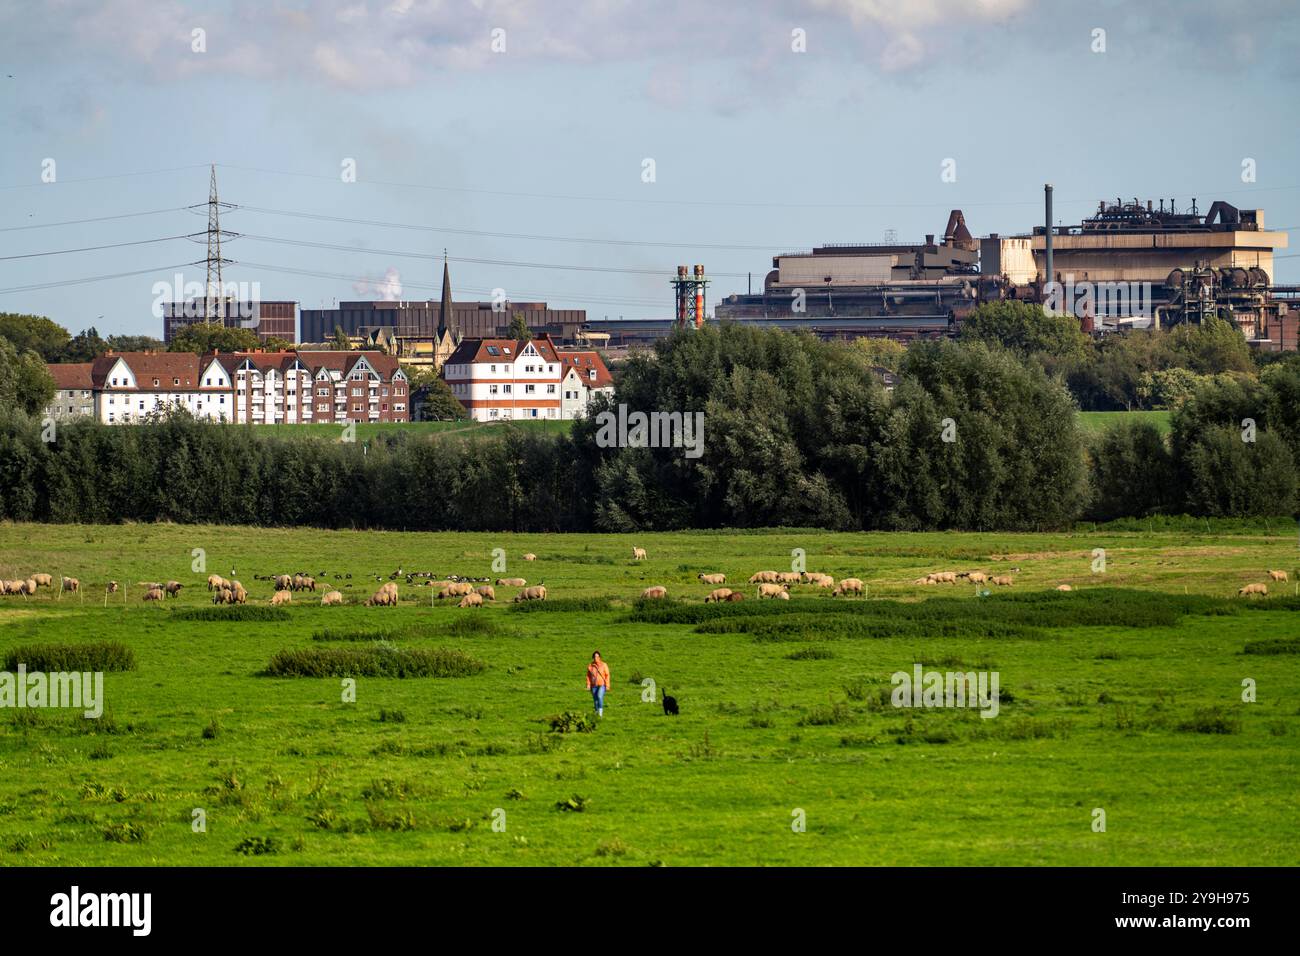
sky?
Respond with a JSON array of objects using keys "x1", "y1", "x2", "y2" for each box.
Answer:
[{"x1": 1, "y1": 0, "x2": 1298, "y2": 337}]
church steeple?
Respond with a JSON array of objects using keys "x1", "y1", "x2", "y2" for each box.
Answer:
[{"x1": 439, "y1": 252, "x2": 454, "y2": 336}]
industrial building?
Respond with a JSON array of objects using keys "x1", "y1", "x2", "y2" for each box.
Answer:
[
  {"x1": 161, "y1": 299, "x2": 297, "y2": 344},
  {"x1": 300, "y1": 264, "x2": 585, "y2": 362},
  {"x1": 708, "y1": 197, "x2": 1293, "y2": 350}
]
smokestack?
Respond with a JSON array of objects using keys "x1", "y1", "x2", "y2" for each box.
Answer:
[
  {"x1": 1044, "y1": 184, "x2": 1054, "y2": 286},
  {"x1": 694, "y1": 264, "x2": 705, "y2": 329}
]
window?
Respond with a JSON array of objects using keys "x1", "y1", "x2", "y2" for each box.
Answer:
[
  {"x1": 395, "y1": 403, "x2": 405, "y2": 412},
  {"x1": 219, "y1": 396, "x2": 225, "y2": 404},
  {"x1": 547, "y1": 384, "x2": 556, "y2": 394},
  {"x1": 317, "y1": 387, "x2": 328, "y2": 396},
  {"x1": 139, "y1": 401, "x2": 145, "y2": 409},
  {"x1": 353, "y1": 403, "x2": 362, "y2": 412},
  {"x1": 589, "y1": 369, "x2": 597, "y2": 380},
  {"x1": 111, "y1": 377, "x2": 118, "y2": 386},
  {"x1": 524, "y1": 384, "x2": 535, "y2": 395},
  {"x1": 173, "y1": 378, "x2": 180, "y2": 386},
  {"x1": 352, "y1": 388, "x2": 362, "y2": 396},
  {"x1": 490, "y1": 364, "x2": 497, "y2": 373},
  {"x1": 489, "y1": 408, "x2": 498, "y2": 418},
  {"x1": 382, "y1": 403, "x2": 388, "y2": 411},
  {"x1": 487, "y1": 347, "x2": 499, "y2": 357},
  {"x1": 381, "y1": 387, "x2": 389, "y2": 397},
  {"x1": 489, "y1": 385, "x2": 498, "y2": 395},
  {"x1": 503, "y1": 384, "x2": 512, "y2": 394},
  {"x1": 530, "y1": 408, "x2": 538, "y2": 418},
  {"x1": 153, "y1": 378, "x2": 160, "y2": 387}
]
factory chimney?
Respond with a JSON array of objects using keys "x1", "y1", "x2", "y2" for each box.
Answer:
[{"x1": 1044, "y1": 184, "x2": 1054, "y2": 288}]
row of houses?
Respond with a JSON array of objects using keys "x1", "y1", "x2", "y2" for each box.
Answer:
[
  {"x1": 45, "y1": 350, "x2": 410, "y2": 425},
  {"x1": 42, "y1": 334, "x2": 615, "y2": 425}
]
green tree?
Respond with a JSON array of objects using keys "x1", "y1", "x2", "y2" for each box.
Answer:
[
  {"x1": 0, "y1": 313, "x2": 71, "y2": 361},
  {"x1": 847, "y1": 337, "x2": 907, "y2": 372},
  {"x1": 332, "y1": 326, "x2": 352, "y2": 351},
  {"x1": 106, "y1": 334, "x2": 165, "y2": 353},
  {"x1": 61, "y1": 327, "x2": 109, "y2": 362},
  {"x1": 507, "y1": 312, "x2": 532, "y2": 341},
  {"x1": 168, "y1": 322, "x2": 262, "y2": 354},
  {"x1": 0, "y1": 338, "x2": 55, "y2": 415},
  {"x1": 959, "y1": 300, "x2": 1088, "y2": 361},
  {"x1": 402, "y1": 366, "x2": 466, "y2": 420},
  {"x1": 1085, "y1": 420, "x2": 1176, "y2": 521}
]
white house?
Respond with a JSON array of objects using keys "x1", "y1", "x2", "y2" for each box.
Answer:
[{"x1": 441, "y1": 334, "x2": 613, "y2": 422}]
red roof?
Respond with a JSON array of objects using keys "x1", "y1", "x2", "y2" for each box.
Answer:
[
  {"x1": 445, "y1": 335, "x2": 560, "y2": 366},
  {"x1": 558, "y1": 350, "x2": 613, "y2": 388},
  {"x1": 47, "y1": 362, "x2": 94, "y2": 390}
]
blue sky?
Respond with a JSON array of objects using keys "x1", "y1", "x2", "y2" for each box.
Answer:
[{"x1": 2, "y1": 0, "x2": 1297, "y2": 336}]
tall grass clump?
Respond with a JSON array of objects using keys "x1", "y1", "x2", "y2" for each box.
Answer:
[
  {"x1": 3, "y1": 642, "x2": 136, "y2": 672},
  {"x1": 263, "y1": 645, "x2": 485, "y2": 678},
  {"x1": 173, "y1": 606, "x2": 290, "y2": 623}
]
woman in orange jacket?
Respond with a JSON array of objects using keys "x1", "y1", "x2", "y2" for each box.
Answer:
[{"x1": 586, "y1": 651, "x2": 611, "y2": 717}]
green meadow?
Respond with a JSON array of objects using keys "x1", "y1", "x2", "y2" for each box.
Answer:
[{"x1": 0, "y1": 523, "x2": 1296, "y2": 867}]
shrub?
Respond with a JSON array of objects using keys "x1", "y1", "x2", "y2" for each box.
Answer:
[
  {"x1": 1178, "y1": 707, "x2": 1242, "y2": 735},
  {"x1": 508, "y1": 597, "x2": 611, "y2": 613},
  {"x1": 233, "y1": 836, "x2": 279, "y2": 856},
  {"x1": 1242, "y1": 637, "x2": 1300, "y2": 655},
  {"x1": 263, "y1": 645, "x2": 485, "y2": 678},
  {"x1": 786, "y1": 647, "x2": 834, "y2": 660},
  {"x1": 311, "y1": 628, "x2": 402, "y2": 643},
  {"x1": 173, "y1": 606, "x2": 289, "y2": 622},
  {"x1": 799, "y1": 702, "x2": 851, "y2": 726},
  {"x1": 3, "y1": 641, "x2": 135, "y2": 672},
  {"x1": 102, "y1": 822, "x2": 148, "y2": 843},
  {"x1": 547, "y1": 711, "x2": 597, "y2": 734},
  {"x1": 555, "y1": 794, "x2": 589, "y2": 812}
]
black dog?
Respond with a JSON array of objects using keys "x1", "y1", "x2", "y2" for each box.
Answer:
[{"x1": 662, "y1": 690, "x2": 679, "y2": 716}]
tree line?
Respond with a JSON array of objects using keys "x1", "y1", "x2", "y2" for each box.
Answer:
[{"x1": 3, "y1": 322, "x2": 1294, "y2": 531}]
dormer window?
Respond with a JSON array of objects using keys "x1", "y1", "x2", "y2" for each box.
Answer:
[
  {"x1": 173, "y1": 378, "x2": 180, "y2": 386},
  {"x1": 153, "y1": 378, "x2": 160, "y2": 387}
]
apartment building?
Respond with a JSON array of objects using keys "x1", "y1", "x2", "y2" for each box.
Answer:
[
  {"x1": 44, "y1": 350, "x2": 408, "y2": 425},
  {"x1": 441, "y1": 334, "x2": 613, "y2": 422}
]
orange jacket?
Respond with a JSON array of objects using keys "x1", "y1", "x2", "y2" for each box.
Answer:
[{"x1": 586, "y1": 660, "x2": 610, "y2": 689}]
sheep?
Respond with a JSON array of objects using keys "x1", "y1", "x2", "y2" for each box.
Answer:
[
  {"x1": 365, "y1": 586, "x2": 398, "y2": 607},
  {"x1": 292, "y1": 574, "x2": 305, "y2": 592},
  {"x1": 438, "y1": 582, "x2": 473, "y2": 599},
  {"x1": 833, "y1": 578, "x2": 864, "y2": 597},
  {"x1": 748, "y1": 571, "x2": 780, "y2": 584},
  {"x1": 274, "y1": 574, "x2": 292, "y2": 591},
  {"x1": 32, "y1": 573, "x2": 52, "y2": 588},
  {"x1": 809, "y1": 575, "x2": 835, "y2": 589},
  {"x1": 724, "y1": 591, "x2": 745, "y2": 602},
  {"x1": 991, "y1": 576, "x2": 1014, "y2": 587},
  {"x1": 698, "y1": 573, "x2": 726, "y2": 585},
  {"x1": 1055, "y1": 584, "x2": 1074, "y2": 592},
  {"x1": 757, "y1": 583, "x2": 788, "y2": 599},
  {"x1": 302, "y1": 575, "x2": 317, "y2": 592},
  {"x1": 967, "y1": 571, "x2": 989, "y2": 585},
  {"x1": 165, "y1": 581, "x2": 184, "y2": 597},
  {"x1": 474, "y1": 585, "x2": 496, "y2": 601},
  {"x1": 1268, "y1": 570, "x2": 1289, "y2": 582},
  {"x1": 641, "y1": 586, "x2": 668, "y2": 599},
  {"x1": 62, "y1": 576, "x2": 80, "y2": 593},
  {"x1": 774, "y1": 590, "x2": 790, "y2": 600},
  {"x1": 704, "y1": 588, "x2": 733, "y2": 603},
  {"x1": 513, "y1": 585, "x2": 547, "y2": 603},
  {"x1": 1238, "y1": 583, "x2": 1268, "y2": 597},
  {"x1": 935, "y1": 572, "x2": 958, "y2": 584},
  {"x1": 207, "y1": 574, "x2": 224, "y2": 591},
  {"x1": 458, "y1": 592, "x2": 484, "y2": 608},
  {"x1": 22, "y1": 578, "x2": 37, "y2": 595},
  {"x1": 632, "y1": 547, "x2": 647, "y2": 561},
  {"x1": 321, "y1": 590, "x2": 344, "y2": 606},
  {"x1": 778, "y1": 571, "x2": 802, "y2": 585},
  {"x1": 270, "y1": 589, "x2": 292, "y2": 606},
  {"x1": 913, "y1": 576, "x2": 934, "y2": 586},
  {"x1": 523, "y1": 553, "x2": 537, "y2": 562},
  {"x1": 106, "y1": 581, "x2": 119, "y2": 594},
  {"x1": 144, "y1": 586, "x2": 164, "y2": 602},
  {"x1": 496, "y1": 577, "x2": 527, "y2": 587},
  {"x1": 212, "y1": 587, "x2": 230, "y2": 605}
]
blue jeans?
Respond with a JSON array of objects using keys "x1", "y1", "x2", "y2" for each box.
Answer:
[{"x1": 591, "y1": 685, "x2": 606, "y2": 712}]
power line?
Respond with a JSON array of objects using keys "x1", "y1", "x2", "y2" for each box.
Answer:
[
  {"x1": 0, "y1": 262, "x2": 202, "y2": 296},
  {"x1": 236, "y1": 232, "x2": 749, "y2": 278},
  {"x1": 234, "y1": 260, "x2": 665, "y2": 307},
  {"x1": 230, "y1": 204, "x2": 784, "y2": 251},
  {"x1": 0, "y1": 235, "x2": 194, "y2": 261},
  {"x1": 0, "y1": 207, "x2": 193, "y2": 232},
  {"x1": 0, "y1": 164, "x2": 211, "y2": 191}
]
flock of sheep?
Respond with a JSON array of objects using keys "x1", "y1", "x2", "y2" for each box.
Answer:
[{"x1": 2, "y1": 545, "x2": 1293, "y2": 609}]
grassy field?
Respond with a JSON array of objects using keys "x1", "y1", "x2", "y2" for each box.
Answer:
[
  {"x1": 0, "y1": 523, "x2": 1296, "y2": 867},
  {"x1": 1076, "y1": 410, "x2": 1173, "y2": 435}
]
